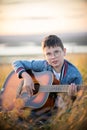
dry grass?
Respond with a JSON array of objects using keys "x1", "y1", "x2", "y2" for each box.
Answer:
[{"x1": 0, "y1": 53, "x2": 87, "y2": 130}]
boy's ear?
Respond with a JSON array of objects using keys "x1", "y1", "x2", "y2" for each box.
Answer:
[{"x1": 64, "y1": 48, "x2": 66, "y2": 56}]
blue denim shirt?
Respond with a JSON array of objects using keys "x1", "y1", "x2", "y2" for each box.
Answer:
[{"x1": 12, "y1": 59, "x2": 82, "y2": 85}]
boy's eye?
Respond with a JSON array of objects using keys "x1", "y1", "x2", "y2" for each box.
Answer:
[
  {"x1": 46, "y1": 53, "x2": 51, "y2": 56},
  {"x1": 55, "y1": 50, "x2": 59, "y2": 54},
  {"x1": 54, "y1": 50, "x2": 61, "y2": 55}
]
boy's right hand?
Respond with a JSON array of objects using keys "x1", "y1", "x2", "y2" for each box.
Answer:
[{"x1": 22, "y1": 72, "x2": 35, "y2": 97}]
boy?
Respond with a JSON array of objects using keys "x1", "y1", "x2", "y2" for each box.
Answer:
[{"x1": 12, "y1": 35, "x2": 82, "y2": 123}]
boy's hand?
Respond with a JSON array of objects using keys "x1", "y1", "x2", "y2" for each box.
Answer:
[
  {"x1": 22, "y1": 72, "x2": 35, "y2": 97},
  {"x1": 68, "y1": 83, "x2": 77, "y2": 96}
]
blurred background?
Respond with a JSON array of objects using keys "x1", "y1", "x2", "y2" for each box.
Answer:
[
  {"x1": 0, "y1": 0, "x2": 87, "y2": 86},
  {"x1": 0, "y1": 0, "x2": 87, "y2": 61}
]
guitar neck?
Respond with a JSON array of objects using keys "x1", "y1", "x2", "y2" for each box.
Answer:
[
  {"x1": 39, "y1": 85, "x2": 84, "y2": 93},
  {"x1": 39, "y1": 85, "x2": 69, "y2": 92}
]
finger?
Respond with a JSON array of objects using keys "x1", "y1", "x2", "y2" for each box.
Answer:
[
  {"x1": 71, "y1": 84, "x2": 77, "y2": 93},
  {"x1": 32, "y1": 83, "x2": 35, "y2": 90},
  {"x1": 68, "y1": 85, "x2": 75, "y2": 96},
  {"x1": 29, "y1": 83, "x2": 35, "y2": 95},
  {"x1": 29, "y1": 88, "x2": 33, "y2": 96},
  {"x1": 68, "y1": 85, "x2": 72, "y2": 96},
  {"x1": 26, "y1": 86, "x2": 31, "y2": 97},
  {"x1": 29, "y1": 85, "x2": 33, "y2": 95},
  {"x1": 74, "y1": 85, "x2": 77, "y2": 93},
  {"x1": 72, "y1": 85, "x2": 75, "y2": 92},
  {"x1": 26, "y1": 85, "x2": 33, "y2": 97}
]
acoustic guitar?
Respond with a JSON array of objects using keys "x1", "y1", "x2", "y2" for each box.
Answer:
[{"x1": 0, "y1": 70, "x2": 83, "y2": 111}]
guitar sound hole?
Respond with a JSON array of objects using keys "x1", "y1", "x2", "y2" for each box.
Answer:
[{"x1": 33, "y1": 83, "x2": 40, "y2": 95}]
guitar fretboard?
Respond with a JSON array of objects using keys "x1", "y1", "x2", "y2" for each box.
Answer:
[{"x1": 39, "y1": 85, "x2": 69, "y2": 92}]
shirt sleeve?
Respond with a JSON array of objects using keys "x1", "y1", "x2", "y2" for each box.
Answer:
[{"x1": 12, "y1": 60, "x2": 47, "y2": 78}]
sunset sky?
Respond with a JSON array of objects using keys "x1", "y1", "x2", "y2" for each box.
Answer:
[
  {"x1": 0, "y1": 0, "x2": 87, "y2": 57},
  {"x1": 0, "y1": 0, "x2": 87, "y2": 35}
]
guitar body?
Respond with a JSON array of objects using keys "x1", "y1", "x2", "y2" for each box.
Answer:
[{"x1": 0, "y1": 70, "x2": 55, "y2": 111}]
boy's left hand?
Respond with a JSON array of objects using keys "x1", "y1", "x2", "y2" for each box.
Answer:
[{"x1": 68, "y1": 83, "x2": 77, "y2": 96}]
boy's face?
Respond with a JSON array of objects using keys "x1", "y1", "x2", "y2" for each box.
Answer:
[{"x1": 43, "y1": 46, "x2": 66, "y2": 69}]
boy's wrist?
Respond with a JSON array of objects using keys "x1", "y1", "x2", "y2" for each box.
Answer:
[{"x1": 22, "y1": 71, "x2": 31, "y2": 79}]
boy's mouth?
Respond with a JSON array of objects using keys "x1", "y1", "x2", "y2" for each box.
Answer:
[{"x1": 52, "y1": 60, "x2": 58, "y2": 64}]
